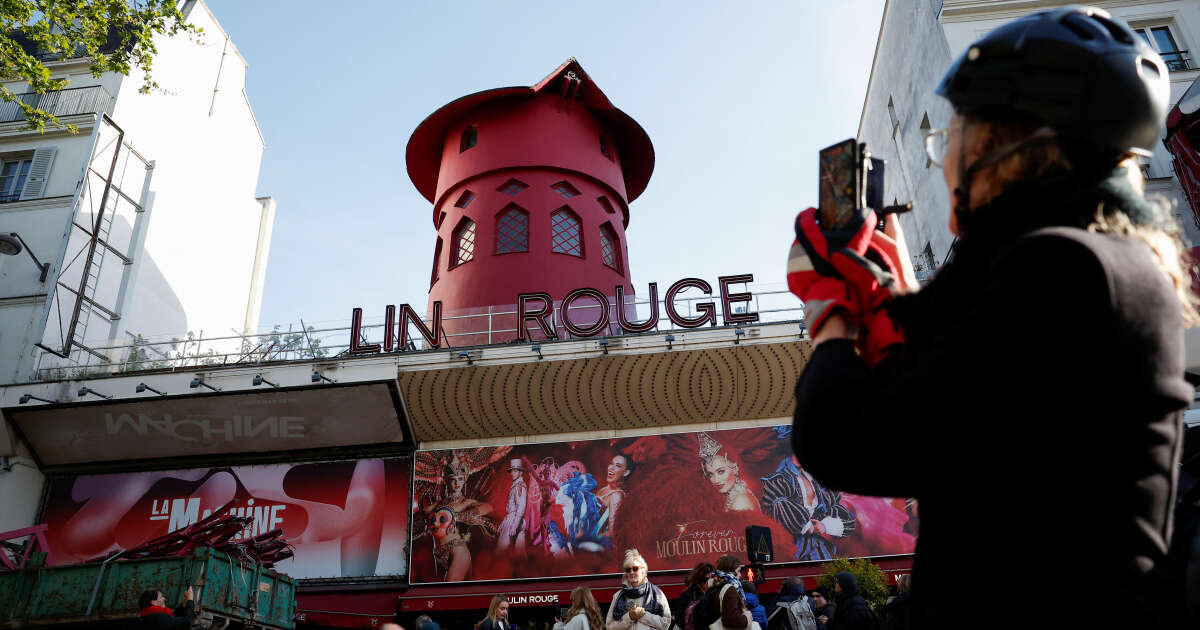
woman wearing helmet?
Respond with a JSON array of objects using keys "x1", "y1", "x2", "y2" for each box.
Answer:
[{"x1": 788, "y1": 6, "x2": 1195, "y2": 629}]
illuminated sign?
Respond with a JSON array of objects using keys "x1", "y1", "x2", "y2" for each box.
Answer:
[{"x1": 349, "y1": 274, "x2": 760, "y2": 352}]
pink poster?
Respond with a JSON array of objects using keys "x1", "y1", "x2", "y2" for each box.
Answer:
[{"x1": 42, "y1": 458, "x2": 411, "y2": 579}]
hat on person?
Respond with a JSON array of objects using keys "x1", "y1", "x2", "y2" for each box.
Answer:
[
  {"x1": 835, "y1": 571, "x2": 859, "y2": 596},
  {"x1": 811, "y1": 586, "x2": 829, "y2": 599},
  {"x1": 507, "y1": 459, "x2": 524, "y2": 472}
]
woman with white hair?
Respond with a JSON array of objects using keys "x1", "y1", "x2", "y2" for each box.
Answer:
[{"x1": 605, "y1": 549, "x2": 672, "y2": 630}]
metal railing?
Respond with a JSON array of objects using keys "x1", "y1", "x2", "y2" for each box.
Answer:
[
  {"x1": 0, "y1": 86, "x2": 115, "y2": 124},
  {"x1": 1162, "y1": 50, "x2": 1194, "y2": 72},
  {"x1": 31, "y1": 287, "x2": 807, "y2": 380}
]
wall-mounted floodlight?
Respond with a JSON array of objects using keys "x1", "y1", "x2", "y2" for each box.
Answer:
[
  {"x1": 734, "y1": 328, "x2": 746, "y2": 345},
  {"x1": 457, "y1": 350, "x2": 473, "y2": 366},
  {"x1": 598, "y1": 339, "x2": 610, "y2": 355},
  {"x1": 531, "y1": 344, "x2": 543, "y2": 360},
  {"x1": 252, "y1": 375, "x2": 277, "y2": 388},
  {"x1": 135, "y1": 383, "x2": 166, "y2": 396},
  {"x1": 78, "y1": 387, "x2": 112, "y2": 400},
  {"x1": 665, "y1": 334, "x2": 675, "y2": 351},
  {"x1": 18, "y1": 394, "x2": 54, "y2": 404},
  {"x1": 0, "y1": 233, "x2": 51, "y2": 282},
  {"x1": 312, "y1": 371, "x2": 336, "y2": 384},
  {"x1": 189, "y1": 377, "x2": 221, "y2": 392}
]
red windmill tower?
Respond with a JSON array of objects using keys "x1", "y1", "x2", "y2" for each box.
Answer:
[{"x1": 406, "y1": 58, "x2": 654, "y2": 344}]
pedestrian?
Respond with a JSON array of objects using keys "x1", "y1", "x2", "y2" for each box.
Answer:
[
  {"x1": 673, "y1": 562, "x2": 714, "y2": 629},
  {"x1": 808, "y1": 589, "x2": 834, "y2": 630},
  {"x1": 554, "y1": 587, "x2": 604, "y2": 630},
  {"x1": 416, "y1": 615, "x2": 441, "y2": 630},
  {"x1": 707, "y1": 555, "x2": 750, "y2": 630},
  {"x1": 825, "y1": 573, "x2": 874, "y2": 630},
  {"x1": 767, "y1": 577, "x2": 816, "y2": 630},
  {"x1": 882, "y1": 575, "x2": 910, "y2": 630},
  {"x1": 787, "y1": 6, "x2": 1192, "y2": 630},
  {"x1": 740, "y1": 581, "x2": 768, "y2": 628},
  {"x1": 382, "y1": 624, "x2": 406, "y2": 630},
  {"x1": 479, "y1": 596, "x2": 510, "y2": 630},
  {"x1": 136, "y1": 586, "x2": 194, "y2": 629},
  {"x1": 605, "y1": 548, "x2": 672, "y2": 630}
]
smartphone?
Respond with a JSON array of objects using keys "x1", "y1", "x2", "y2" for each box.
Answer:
[
  {"x1": 817, "y1": 138, "x2": 862, "y2": 231},
  {"x1": 864, "y1": 157, "x2": 885, "y2": 213},
  {"x1": 558, "y1": 607, "x2": 570, "y2": 620}
]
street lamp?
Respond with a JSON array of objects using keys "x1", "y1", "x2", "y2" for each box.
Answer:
[{"x1": 0, "y1": 233, "x2": 50, "y2": 282}]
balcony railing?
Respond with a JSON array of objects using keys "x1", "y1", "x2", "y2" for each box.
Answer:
[
  {"x1": 1162, "y1": 50, "x2": 1194, "y2": 72},
  {"x1": 0, "y1": 85, "x2": 114, "y2": 124}
]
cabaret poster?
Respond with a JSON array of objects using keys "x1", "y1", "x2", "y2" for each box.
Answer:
[
  {"x1": 41, "y1": 458, "x2": 410, "y2": 579},
  {"x1": 410, "y1": 426, "x2": 917, "y2": 583}
]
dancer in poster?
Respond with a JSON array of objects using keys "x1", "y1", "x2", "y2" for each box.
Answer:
[
  {"x1": 413, "y1": 447, "x2": 510, "y2": 580},
  {"x1": 596, "y1": 453, "x2": 632, "y2": 538},
  {"x1": 428, "y1": 506, "x2": 471, "y2": 581},
  {"x1": 760, "y1": 458, "x2": 854, "y2": 561},
  {"x1": 697, "y1": 432, "x2": 759, "y2": 512},
  {"x1": 497, "y1": 459, "x2": 528, "y2": 552},
  {"x1": 551, "y1": 470, "x2": 610, "y2": 554}
]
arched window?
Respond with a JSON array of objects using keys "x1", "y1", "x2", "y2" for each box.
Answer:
[
  {"x1": 460, "y1": 126, "x2": 478, "y2": 152},
  {"x1": 550, "y1": 207, "x2": 583, "y2": 257},
  {"x1": 431, "y1": 237, "x2": 443, "y2": 286},
  {"x1": 452, "y1": 218, "x2": 476, "y2": 267},
  {"x1": 495, "y1": 205, "x2": 529, "y2": 254},
  {"x1": 599, "y1": 223, "x2": 621, "y2": 272}
]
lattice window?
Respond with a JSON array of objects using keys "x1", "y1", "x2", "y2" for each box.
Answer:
[
  {"x1": 452, "y1": 218, "x2": 476, "y2": 267},
  {"x1": 498, "y1": 178, "x2": 528, "y2": 196},
  {"x1": 454, "y1": 190, "x2": 475, "y2": 208},
  {"x1": 495, "y1": 205, "x2": 529, "y2": 254},
  {"x1": 460, "y1": 126, "x2": 477, "y2": 152},
  {"x1": 551, "y1": 180, "x2": 580, "y2": 198},
  {"x1": 600, "y1": 223, "x2": 620, "y2": 272},
  {"x1": 550, "y1": 208, "x2": 583, "y2": 257},
  {"x1": 597, "y1": 196, "x2": 616, "y2": 214}
]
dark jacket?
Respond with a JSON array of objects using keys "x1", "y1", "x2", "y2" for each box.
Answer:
[
  {"x1": 674, "y1": 586, "x2": 704, "y2": 630},
  {"x1": 137, "y1": 601, "x2": 194, "y2": 630},
  {"x1": 708, "y1": 583, "x2": 748, "y2": 630},
  {"x1": 811, "y1": 602, "x2": 835, "y2": 630},
  {"x1": 882, "y1": 593, "x2": 909, "y2": 630},
  {"x1": 792, "y1": 174, "x2": 1191, "y2": 630}
]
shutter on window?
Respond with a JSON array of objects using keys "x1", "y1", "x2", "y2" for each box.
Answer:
[{"x1": 19, "y1": 146, "x2": 57, "y2": 200}]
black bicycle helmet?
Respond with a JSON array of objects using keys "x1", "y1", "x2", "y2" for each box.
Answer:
[{"x1": 935, "y1": 5, "x2": 1169, "y2": 157}]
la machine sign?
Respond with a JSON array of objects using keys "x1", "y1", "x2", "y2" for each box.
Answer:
[{"x1": 348, "y1": 274, "x2": 760, "y2": 353}]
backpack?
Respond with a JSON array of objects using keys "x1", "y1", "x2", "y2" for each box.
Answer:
[
  {"x1": 684, "y1": 598, "x2": 706, "y2": 630},
  {"x1": 768, "y1": 597, "x2": 816, "y2": 630}
]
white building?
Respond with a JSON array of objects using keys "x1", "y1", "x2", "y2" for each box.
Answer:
[
  {"x1": 0, "y1": 0, "x2": 273, "y2": 386},
  {"x1": 0, "y1": 0, "x2": 273, "y2": 532},
  {"x1": 859, "y1": 0, "x2": 1200, "y2": 369}
]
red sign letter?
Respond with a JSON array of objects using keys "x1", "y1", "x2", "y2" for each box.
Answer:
[
  {"x1": 615, "y1": 283, "x2": 658, "y2": 333},
  {"x1": 348, "y1": 307, "x2": 382, "y2": 354},
  {"x1": 719, "y1": 274, "x2": 759, "y2": 325},
  {"x1": 517, "y1": 292, "x2": 557, "y2": 342},
  {"x1": 399, "y1": 302, "x2": 441, "y2": 349},
  {"x1": 665, "y1": 278, "x2": 716, "y2": 328},
  {"x1": 561, "y1": 288, "x2": 611, "y2": 337}
]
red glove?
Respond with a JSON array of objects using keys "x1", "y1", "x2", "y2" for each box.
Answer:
[{"x1": 787, "y1": 238, "x2": 858, "y2": 334}]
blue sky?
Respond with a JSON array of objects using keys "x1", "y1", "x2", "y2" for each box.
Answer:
[{"x1": 203, "y1": 0, "x2": 885, "y2": 332}]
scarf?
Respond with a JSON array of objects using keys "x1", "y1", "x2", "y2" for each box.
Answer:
[
  {"x1": 140, "y1": 605, "x2": 174, "y2": 617},
  {"x1": 710, "y1": 570, "x2": 745, "y2": 604},
  {"x1": 612, "y1": 580, "x2": 666, "y2": 621}
]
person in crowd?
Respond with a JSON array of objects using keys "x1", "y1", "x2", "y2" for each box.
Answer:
[
  {"x1": 415, "y1": 615, "x2": 440, "y2": 630},
  {"x1": 606, "y1": 548, "x2": 672, "y2": 630},
  {"x1": 767, "y1": 577, "x2": 816, "y2": 630},
  {"x1": 480, "y1": 596, "x2": 511, "y2": 630},
  {"x1": 673, "y1": 562, "x2": 715, "y2": 629},
  {"x1": 826, "y1": 573, "x2": 873, "y2": 630},
  {"x1": 382, "y1": 624, "x2": 405, "y2": 630},
  {"x1": 707, "y1": 555, "x2": 749, "y2": 630},
  {"x1": 787, "y1": 6, "x2": 1192, "y2": 629},
  {"x1": 808, "y1": 589, "x2": 834, "y2": 630},
  {"x1": 882, "y1": 574, "x2": 910, "y2": 630},
  {"x1": 740, "y1": 581, "x2": 767, "y2": 628},
  {"x1": 137, "y1": 586, "x2": 194, "y2": 630},
  {"x1": 554, "y1": 587, "x2": 605, "y2": 630}
]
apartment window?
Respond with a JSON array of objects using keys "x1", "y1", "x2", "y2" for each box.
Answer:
[
  {"x1": 0, "y1": 158, "x2": 32, "y2": 202},
  {"x1": 498, "y1": 178, "x2": 528, "y2": 196},
  {"x1": 550, "y1": 207, "x2": 583, "y2": 257},
  {"x1": 431, "y1": 237, "x2": 443, "y2": 286},
  {"x1": 495, "y1": 205, "x2": 529, "y2": 254},
  {"x1": 454, "y1": 189, "x2": 475, "y2": 208},
  {"x1": 551, "y1": 180, "x2": 580, "y2": 198},
  {"x1": 460, "y1": 126, "x2": 478, "y2": 152},
  {"x1": 597, "y1": 196, "x2": 616, "y2": 214},
  {"x1": 1135, "y1": 24, "x2": 1192, "y2": 71},
  {"x1": 887, "y1": 96, "x2": 900, "y2": 139},
  {"x1": 452, "y1": 218, "x2": 476, "y2": 267},
  {"x1": 599, "y1": 223, "x2": 621, "y2": 272}
]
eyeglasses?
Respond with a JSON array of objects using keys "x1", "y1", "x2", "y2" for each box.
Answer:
[
  {"x1": 623, "y1": 566, "x2": 644, "y2": 572},
  {"x1": 924, "y1": 128, "x2": 951, "y2": 168}
]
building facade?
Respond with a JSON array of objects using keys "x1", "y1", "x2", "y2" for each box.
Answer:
[{"x1": 0, "y1": 0, "x2": 273, "y2": 533}]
